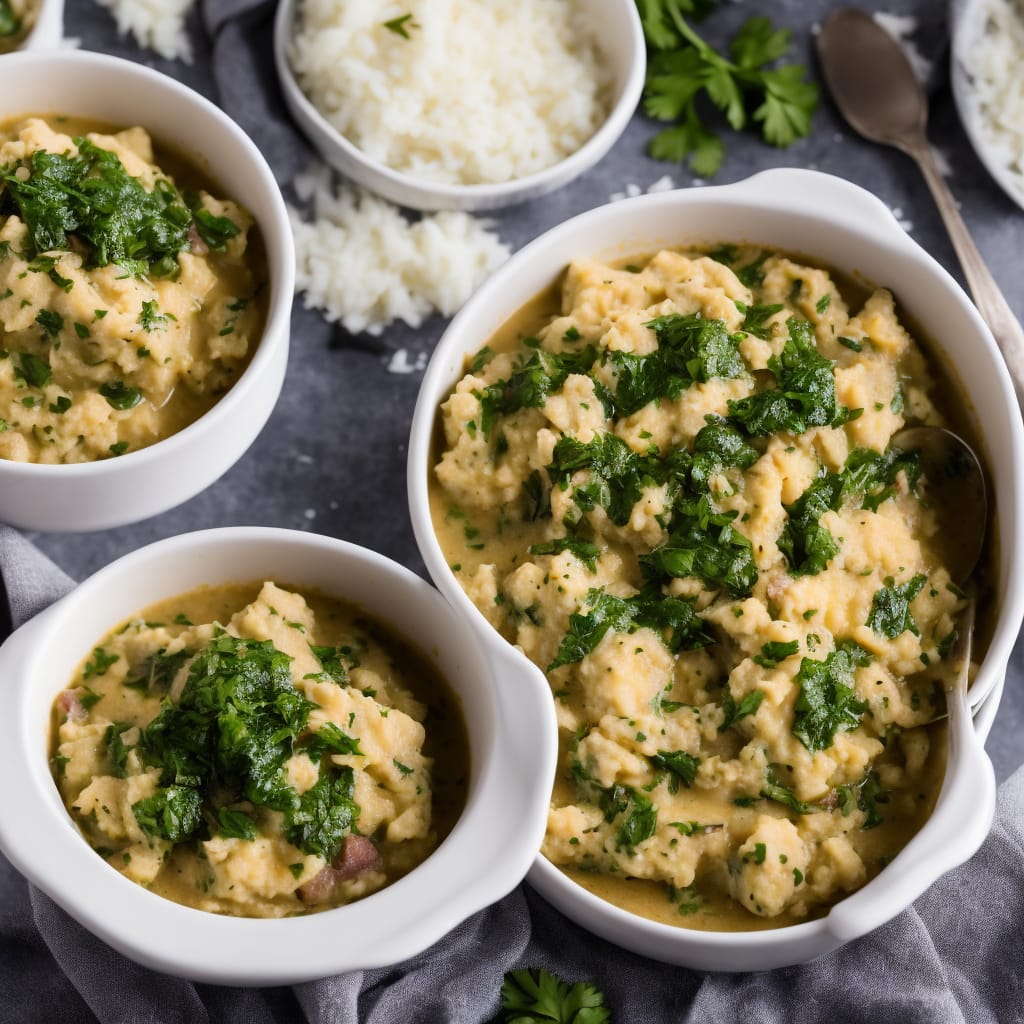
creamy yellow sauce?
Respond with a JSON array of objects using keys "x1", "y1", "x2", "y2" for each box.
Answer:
[
  {"x1": 50, "y1": 582, "x2": 469, "y2": 918},
  {"x1": 0, "y1": 116, "x2": 266, "y2": 463},
  {"x1": 430, "y1": 246, "x2": 982, "y2": 930}
]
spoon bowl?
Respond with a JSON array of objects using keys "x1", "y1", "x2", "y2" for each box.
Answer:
[{"x1": 891, "y1": 426, "x2": 988, "y2": 584}]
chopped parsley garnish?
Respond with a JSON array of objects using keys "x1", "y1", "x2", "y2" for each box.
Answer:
[
  {"x1": 100, "y1": 381, "x2": 143, "y2": 410},
  {"x1": 736, "y1": 301, "x2": 783, "y2": 339},
  {"x1": 13, "y1": 351, "x2": 52, "y2": 388},
  {"x1": 548, "y1": 586, "x2": 711, "y2": 671},
  {"x1": 641, "y1": 493, "x2": 757, "y2": 596},
  {"x1": 468, "y1": 345, "x2": 494, "y2": 373},
  {"x1": 217, "y1": 807, "x2": 257, "y2": 841},
  {"x1": 0, "y1": 139, "x2": 192, "y2": 270},
  {"x1": 528, "y1": 535, "x2": 601, "y2": 572},
  {"x1": 792, "y1": 641, "x2": 870, "y2": 752},
  {"x1": 84, "y1": 646, "x2": 119, "y2": 678},
  {"x1": 607, "y1": 312, "x2": 744, "y2": 416},
  {"x1": 27, "y1": 253, "x2": 73, "y2": 291},
  {"x1": 191, "y1": 208, "x2": 240, "y2": 251},
  {"x1": 728, "y1": 317, "x2": 852, "y2": 436},
  {"x1": 303, "y1": 722, "x2": 363, "y2": 761},
  {"x1": 476, "y1": 345, "x2": 598, "y2": 437},
  {"x1": 308, "y1": 643, "x2": 356, "y2": 685},
  {"x1": 867, "y1": 573, "x2": 927, "y2": 639},
  {"x1": 131, "y1": 786, "x2": 202, "y2": 843},
  {"x1": 382, "y1": 13, "x2": 419, "y2": 39},
  {"x1": 649, "y1": 749, "x2": 700, "y2": 792},
  {"x1": 500, "y1": 969, "x2": 610, "y2": 1024},
  {"x1": 129, "y1": 631, "x2": 361, "y2": 861},
  {"x1": 0, "y1": 0, "x2": 21, "y2": 37},
  {"x1": 284, "y1": 768, "x2": 359, "y2": 859},
  {"x1": 778, "y1": 468, "x2": 843, "y2": 576},
  {"x1": 719, "y1": 688, "x2": 764, "y2": 730},
  {"x1": 837, "y1": 335, "x2": 863, "y2": 352},
  {"x1": 124, "y1": 647, "x2": 193, "y2": 694},
  {"x1": 138, "y1": 299, "x2": 168, "y2": 332},
  {"x1": 753, "y1": 639, "x2": 800, "y2": 668},
  {"x1": 35, "y1": 308, "x2": 64, "y2": 339},
  {"x1": 548, "y1": 431, "x2": 660, "y2": 527},
  {"x1": 48, "y1": 395, "x2": 71, "y2": 414},
  {"x1": 842, "y1": 446, "x2": 921, "y2": 512},
  {"x1": 761, "y1": 765, "x2": 817, "y2": 814}
]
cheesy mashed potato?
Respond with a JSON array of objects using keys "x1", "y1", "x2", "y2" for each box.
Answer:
[
  {"x1": 50, "y1": 582, "x2": 468, "y2": 917},
  {"x1": 0, "y1": 117, "x2": 264, "y2": 463},
  {"x1": 431, "y1": 247, "x2": 971, "y2": 928}
]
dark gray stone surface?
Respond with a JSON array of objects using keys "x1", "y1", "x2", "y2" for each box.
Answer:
[{"x1": 32, "y1": 0, "x2": 1022, "y2": 780}]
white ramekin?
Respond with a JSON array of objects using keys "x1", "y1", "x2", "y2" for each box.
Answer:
[
  {"x1": 273, "y1": 0, "x2": 646, "y2": 212},
  {"x1": 0, "y1": 527, "x2": 557, "y2": 984},
  {"x1": 13, "y1": 0, "x2": 63, "y2": 50},
  {"x1": 407, "y1": 169, "x2": 1024, "y2": 971},
  {"x1": 0, "y1": 51, "x2": 294, "y2": 531}
]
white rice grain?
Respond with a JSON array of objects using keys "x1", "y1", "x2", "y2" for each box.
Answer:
[
  {"x1": 962, "y1": 0, "x2": 1024, "y2": 199},
  {"x1": 95, "y1": 0, "x2": 194, "y2": 63},
  {"x1": 289, "y1": 166, "x2": 509, "y2": 335},
  {"x1": 289, "y1": 0, "x2": 609, "y2": 186}
]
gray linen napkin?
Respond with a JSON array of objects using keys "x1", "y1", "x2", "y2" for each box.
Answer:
[{"x1": 2, "y1": 529, "x2": 1024, "y2": 1024}]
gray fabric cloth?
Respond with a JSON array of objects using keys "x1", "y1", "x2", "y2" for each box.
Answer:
[{"x1": 2, "y1": 534, "x2": 1024, "y2": 1024}]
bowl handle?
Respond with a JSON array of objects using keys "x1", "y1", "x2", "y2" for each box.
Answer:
[
  {"x1": 825, "y1": 691, "x2": 996, "y2": 943},
  {"x1": 723, "y1": 168, "x2": 905, "y2": 236}
]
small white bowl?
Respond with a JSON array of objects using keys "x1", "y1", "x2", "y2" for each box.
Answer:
[
  {"x1": 0, "y1": 527, "x2": 557, "y2": 984},
  {"x1": 11, "y1": 0, "x2": 63, "y2": 51},
  {"x1": 407, "y1": 169, "x2": 1024, "y2": 971},
  {"x1": 0, "y1": 51, "x2": 294, "y2": 531},
  {"x1": 273, "y1": 0, "x2": 646, "y2": 212},
  {"x1": 951, "y1": 0, "x2": 1024, "y2": 210}
]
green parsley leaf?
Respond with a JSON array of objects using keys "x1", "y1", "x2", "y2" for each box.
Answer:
[
  {"x1": 649, "y1": 749, "x2": 700, "y2": 792},
  {"x1": 761, "y1": 765, "x2": 817, "y2": 814},
  {"x1": 728, "y1": 318, "x2": 844, "y2": 436},
  {"x1": 13, "y1": 351, "x2": 52, "y2": 388},
  {"x1": 382, "y1": 13, "x2": 419, "y2": 39},
  {"x1": 191, "y1": 208, "x2": 240, "y2": 251},
  {"x1": 792, "y1": 641, "x2": 870, "y2": 752},
  {"x1": 719, "y1": 688, "x2": 764, "y2": 730},
  {"x1": 0, "y1": 0, "x2": 22, "y2": 37},
  {"x1": 500, "y1": 968, "x2": 611, "y2": 1024},
  {"x1": 284, "y1": 767, "x2": 359, "y2": 861},
  {"x1": 529, "y1": 535, "x2": 602, "y2": 572},
  {"x1": 100, "y1": 381, "x2": 143, "y2": 410},
  {"x1": 35, "y1": 308, "x2": 64, "y2": 339},
  {"x1": 548, "y1": 586, "x2": 711, "y2": 671},
  {"x1": 737, "y1": 301, "x2": 783, "y2": 339},
  {"x1": 84, "y1": 646, "x2": 119, "y2": 678},
  {"x1": 303, "y1": 722, "x2": 363, "y2": 762},
  {"x1": 640, "y1": 8, "x2": 817, "y2": 176},
  {"x1": 777, "y1": 468, "x2": 843, "y2": 576},
  {"x1": 138, "y1": 299, "x2": 168, "y2": 332},
  {"x1": 867, "y1": 574, "x2": 927, "y2": 639},
  {"x1": 753, "y1": 639, "x2": 800, "y2": 668},
  {"x1": 217, "y1": 807, "x2": 258, "y2": 841},
  {"x1": 132, "y1": 785, "x2": 202, "y2": 842}
]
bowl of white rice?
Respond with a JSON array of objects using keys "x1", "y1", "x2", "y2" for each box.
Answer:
[
  {"x1": 951, "y1": 0, "x2": 1024, "y2": 209},
  {"x1": 274, "y1": 0, "x2": 645, "y2": 212}
]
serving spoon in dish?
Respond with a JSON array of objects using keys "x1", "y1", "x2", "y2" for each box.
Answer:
[
  {"x1": 829, "y1": 425, "x2": 996, "y2": 942},
  {"x1": 817, "y1": 7, "x2": 1024, "y2": 412}
]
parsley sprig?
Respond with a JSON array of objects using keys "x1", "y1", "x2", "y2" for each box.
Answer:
[
  {"x1": 638, "y1": 2, "x2": 819, "y2": 176},
  {"x1": 501, "y1": 968, "x2": 611, "y2": 1024}
]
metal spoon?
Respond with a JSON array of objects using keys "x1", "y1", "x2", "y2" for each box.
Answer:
[
  {"x1": 817, "y1": 7, "x2": 1024, "y2": 411},
  {"x1": 890, "y1": 426, "x2": 992, "y2": 746},
  {"x1": 891, "y1": 425, "x2": 987, "y2": 585}
]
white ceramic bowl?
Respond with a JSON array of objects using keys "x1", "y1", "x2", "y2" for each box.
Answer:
[
  {"x1": 951, "y1": 0, "x2": 1024, "y2": 210},
  {"x1": 9, "y1": 0, "x2": 63, "y2": 51},
  {"x1": 273, "y1": 0, "x2": 645, "y2": 212},
  {"x1": 0, "y1": 527, "x2": 557, "y2": 984},
  {"x1": 407, "y1": 169, "x2": 1024, "y2": 971},
  {"x1": 0, "y1": 51, "x2": 294, "y2": 531}
]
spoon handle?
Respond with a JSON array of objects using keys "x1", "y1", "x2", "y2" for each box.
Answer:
[{"x1": 909, "y1": 141, "x2": 1024, "y2": 411}]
